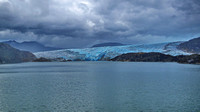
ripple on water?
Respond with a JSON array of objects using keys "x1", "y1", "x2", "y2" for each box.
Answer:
[{"x1": 0, "y1": 62, "x2": 200, "y2": 112}]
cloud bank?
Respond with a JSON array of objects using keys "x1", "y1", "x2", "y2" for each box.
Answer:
[{"x1": 0, "y1": 0, "x2": 200, "y2": 48}]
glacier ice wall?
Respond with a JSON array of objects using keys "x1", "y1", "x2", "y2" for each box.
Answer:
[{"x1": 34, "y1": 42, "x2": 191, "y2": 61}]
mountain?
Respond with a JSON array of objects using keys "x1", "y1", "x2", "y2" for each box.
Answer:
[
  {"x1": 3, "y1": 40, "x2": 62, "y2": 53},
  {"x1": 0, "y1": 43, "x2": 36, "y2": 64},
  {"x1": 34, "y1": 41, "x2": 190, "y2": 61},
  {"x1": 177, "y1": 37, "x2": 200, "y2": 53},
  {"x1": 92, "y1": 42, "x2": 124, "y2": 47}
]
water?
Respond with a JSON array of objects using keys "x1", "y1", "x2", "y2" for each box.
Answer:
[{"x1": 0, "y1": 62, "x2": 200, "y2": 112}]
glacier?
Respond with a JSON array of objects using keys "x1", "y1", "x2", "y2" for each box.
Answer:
[{"x1": 34, "y1": 42, "x2": 191, "y2": 61}]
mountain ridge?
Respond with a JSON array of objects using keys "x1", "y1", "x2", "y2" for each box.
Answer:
[{"x1": 3, "y1": 40, "x2": 62, "y2": 53}]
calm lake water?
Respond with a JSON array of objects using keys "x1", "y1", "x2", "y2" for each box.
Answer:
[{"x1": 0, "y1": 62, "x2": 200, "y2": 112}]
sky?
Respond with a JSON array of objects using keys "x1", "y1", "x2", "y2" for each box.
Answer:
[{"x1": 0, "y1": 0, "x2": 200, "y2": 48}]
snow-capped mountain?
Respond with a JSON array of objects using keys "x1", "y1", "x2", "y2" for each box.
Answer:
[
  {"x1": 177, "y1": 37, "x2": 200, "y2": 53},
  {"x1": 34, "y1": 41, "x2": 191, "y2": 61}
]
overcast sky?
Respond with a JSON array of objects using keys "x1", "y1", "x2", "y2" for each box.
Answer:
[{"x1": 0, "y1": 0, "x2": 200, "y2": 48}]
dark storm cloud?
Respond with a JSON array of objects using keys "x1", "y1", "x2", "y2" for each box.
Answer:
[{"x1": 0, "y1": 0, "x2": 200, "y2": 48}]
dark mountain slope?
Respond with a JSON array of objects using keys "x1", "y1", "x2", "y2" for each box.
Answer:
[
  {"x1": 110, "y1": 52, "x2": 200, "y2": 64},
  {"x1": 0, "y1": 43, "x2": 36, "y2": 64},
  {"x1": 111, "y1": 52, "x2": 176, "y2": 62}
]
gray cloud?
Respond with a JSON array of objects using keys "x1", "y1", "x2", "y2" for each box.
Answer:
[{"x1": 0, "y1": 0, "x2": 200, "y2": 48}]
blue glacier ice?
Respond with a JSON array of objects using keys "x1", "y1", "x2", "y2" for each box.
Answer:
[{"x1": 34, "y1": 42, "x2": 191, "y2": 61}]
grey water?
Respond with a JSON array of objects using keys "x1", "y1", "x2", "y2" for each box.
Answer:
[{"x1": 0, "y1": 62, "x2": 200, "y2": 112}]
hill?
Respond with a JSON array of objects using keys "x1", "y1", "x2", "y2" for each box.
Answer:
[
  {"x1": 111, "y1": 52, "x2": 176, "y2": 62},
  {"x1": 110, "y1": 52, "x2": 200, "y2": 64}
]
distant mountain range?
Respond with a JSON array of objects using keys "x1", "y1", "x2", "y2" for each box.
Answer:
[
  {"x1": 0, "y1": 43, "x2": 36, "y2": 64},
  {"x1": 92, "y1": 42, "x2": 125, "y2": 47},
  {"x1": 1, "y1": 37, "x2": 200, "y2": 64},
  {"x1": 2, "y1": 40, "x2": 62, "y2": 53}
]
